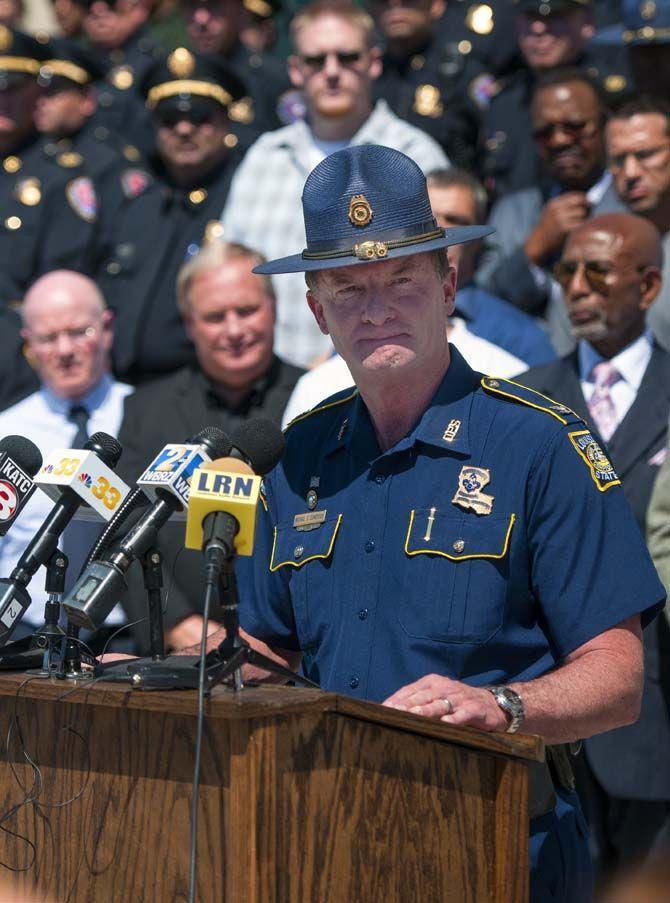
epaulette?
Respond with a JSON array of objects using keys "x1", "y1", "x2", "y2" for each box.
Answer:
[
  {"x1": 284, "y1": 387, "x2": 358, "y2": 433},
  {"x1": 481, "y1": 376, "x2": 584, "y2": 426}
]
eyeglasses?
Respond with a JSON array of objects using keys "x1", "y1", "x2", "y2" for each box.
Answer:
[
  {"x1": 607, "y1": 144, "x2": 670, "y2": 171},
  {"x1": 532, "y1": 119, "x2": 597, "y2": 145},
  {"x1": 554, "y1": 260, "x2": 647, "y2": 292},
  {"x1": 30, "y1": 325, "x2": 98, "y2": 348},
  {"x1": 299, "y1": 50, "x2": 364, "y2": 70},
  {"x1": 155, "y1": 107, "x2": 215, "y2": 128}
]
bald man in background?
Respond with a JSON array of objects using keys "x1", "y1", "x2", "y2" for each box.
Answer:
[
  {"x1": 519, "y1": 213, "x2": 670, "y2": 877},
  {"x1": 0, "y1": 270, "x2": 133, "y2": 650}
]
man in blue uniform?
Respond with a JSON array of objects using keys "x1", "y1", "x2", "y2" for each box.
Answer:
[{"x1": 193, "y1": 144, "x2": 664, "y2": 902}]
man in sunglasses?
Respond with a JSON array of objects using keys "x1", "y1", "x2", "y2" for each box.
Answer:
[
  {"x1": 0, "y1": 28, "x2": 98, "y2": 306},
  {"x1": 519, "y1": 211, "x2": 670, "y2": 879},
  {"x1": 478, "y1": 0, "x2": 629, "y2": 200},
  {"x1": 477, "y1": 68, "x2": 623, "y2": 354},
  {"x1": 221, "y1": 0, "x2": 447, "y2": 369},
  {"x1": 33, "y1": 39, "x2": 147, "y2": 223},
  {"x1": 91, "y1": 49, "x2": 246, "y2": 384}
]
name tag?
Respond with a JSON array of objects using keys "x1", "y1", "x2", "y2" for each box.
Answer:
[{"x1": 293, "y1": 510, "x2": 327, "y2": 531}]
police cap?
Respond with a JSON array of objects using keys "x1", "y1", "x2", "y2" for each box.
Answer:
[
  {"x1": 141, "y1": 47, "x2": 247, "y2": 112},
  {"x1": 37, "y1": 38, "x2": 105, "y2": 91},
  {"x1": 244, "y1": 0, "x2": 281, "y2": 18}
]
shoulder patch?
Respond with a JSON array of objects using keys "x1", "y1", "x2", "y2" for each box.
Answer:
[
  {"x1": 284, "y1": 388, "x2": 358, "y2": 433},
  {"x1": 481, "y1": 376, "x2": 584, "y2": 426},
  {"x1": 468, "y1": 73, "x2": 500, "y2": 110},
  {"x1": 66, "y1": 177, "x2": 97, "y2": 222},
  {"x1": 568, "y1": 430, "x2": 621, "y2": 492},
  {"x1": 121, "y1": 168, "x2": 152, "y2": 198}
]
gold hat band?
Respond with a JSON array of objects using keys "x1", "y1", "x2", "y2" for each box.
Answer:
[
  {"x1": 302, "y1": 228, "x2": 445, "y2": 261},
  {"x1": 41, "y1": 60, "x2": 90, "y2": 85},
  {"x1": 146, "y1": 79, "x2": 232, "y2": 109},
  {"x1": 0, "y1": 56, "x2": 40, "y2": 75}
]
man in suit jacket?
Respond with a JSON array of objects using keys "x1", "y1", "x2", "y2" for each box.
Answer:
[
  {"x1": 117, "y1": 240, "x2": 304, "y2": 653},
  {"x1": 476, "y1": 68, "x2": 624, "y2": 354},
  {"x1": 519, "y1": 212, "x2": 670, "y2": 876}
]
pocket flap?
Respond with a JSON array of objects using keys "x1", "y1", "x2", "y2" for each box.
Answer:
[
  {"x1": 404, "y1": 510, "x2": 515, "y2": 561},
  {"x1": 270, "y1": 514, "x2": 343, "y2": 570}
]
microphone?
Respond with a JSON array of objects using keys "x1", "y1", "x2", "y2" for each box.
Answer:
[
  {"x1": 0, "y1": 432, "x2": 122, "y2": 644},
  {"x1": 185, "y1": 419, "x2": 285, "y2": 560},
  {"x1": 0, "y1": 435, "x2": 43, "y2": 537},
  {"x1": 63, "y1": 427, "x2": 231, "y2": 631}
]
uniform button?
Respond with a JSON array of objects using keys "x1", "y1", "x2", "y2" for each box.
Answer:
[
  {"x1": 358, "y1": 609, "x2": 369, "y2": 620},
  {"x1": 452, "y1": 540, "x2": 465, "y2": 553},
  {"x1": 106, "y1": 261, "x2": 121, "y2": 275},
  {"x1": 349, "y1": 676, "x2": 360, "y2": 689},
  {"x1": 99, "y1": 92, "x2": 113, "y2": 107},
  {"x1": 374, "y1": 474, "x2": 385, "y2": 484},
  {"x1": 294, "y1": 545, "x2": 304, "y2": 559},
  {"x1": 364, "y1": 540, "x2": 375, "y2": 553}
]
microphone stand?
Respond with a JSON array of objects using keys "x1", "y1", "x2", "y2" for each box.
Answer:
[{"x1": 128, "y1": 513, "x2": 318, "y2": 691}]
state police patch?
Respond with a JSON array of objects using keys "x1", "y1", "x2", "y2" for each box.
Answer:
[
  {"x1": 568, "y1": 430, "x2": 621, "y2": 492},
  {"x1": 66, "y1": 177, "x2": 97, "y2": 222}
]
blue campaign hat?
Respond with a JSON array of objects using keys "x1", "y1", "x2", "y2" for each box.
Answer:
[
  {"x1": 253, "y1": 145, "x2": 493, "y2": 275},
  {"x1": 594, "y1": 0, "x2": 670, "y2": 45}
]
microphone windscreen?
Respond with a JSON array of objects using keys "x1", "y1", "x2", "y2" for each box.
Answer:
[
  {"x1": 232, "y1": 418, "x2": 285, "y2": 476},
  {"x1": 0, "y1": 435, "x2": 42, "y2": 476},
  {"x1": 86, "y1": 431, "x2": 122, "y2": 468},
  {"x1": 190, "y1": 426, "x2": 231, "y2": 460}
]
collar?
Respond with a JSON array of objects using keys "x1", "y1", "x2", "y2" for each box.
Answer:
[
  {"x1": 40, "y1": 373, "x2": 113, "y2": 418},
  {"x1": 324, "y1": 346, "x2": 478, "y2": 460},
  {"x1": 198, "y1": 356, "x2": 280, "y2": 414},
  {"x1": 579, "y1": 330, "x2": 653, "y2": 390},
  {"x1": 453, "y1": 283, "x2": 477, "y2": 322},
  {"x1": 544, "y1": 168, "x2": 610, "y2": 203}
]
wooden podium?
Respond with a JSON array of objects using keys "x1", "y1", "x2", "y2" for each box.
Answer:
[{"x1": 0, "y1": 672, "x2": 543, "y2": 902}]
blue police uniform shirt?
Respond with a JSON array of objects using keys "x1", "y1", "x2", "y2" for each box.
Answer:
[
  {"x1": 455, "y1": 283, "x2": 556, "y2": 368},
  {"x1": 240, "y1": 346, "x2": 664, "y2": 702}
]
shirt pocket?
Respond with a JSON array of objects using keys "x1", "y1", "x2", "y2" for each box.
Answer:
[
  {"x1": 398, "y1": 509, "x2": 515, "y2": 644},
  {"x1": 269, "y1": 514, "x2": 343, "y2": 651}
]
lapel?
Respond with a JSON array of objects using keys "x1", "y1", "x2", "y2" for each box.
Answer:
[
  {"x1": 171, "y1": 368, "x2": 212, "y2": 436},
  {"x1": 544, "y1": 352, "x2": 590, "y2": 422},
  {"x1": 607, "y1": 346, "x2": 670, "y2": 478}
]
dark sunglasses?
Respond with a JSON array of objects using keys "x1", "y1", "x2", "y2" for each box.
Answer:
[
  {"x1": 532, "y1": 119, "x2": 597, "y2": 145},
  {"x1": 554, "y1": 260, "x2": 648, "y2": 292},
  {"x1": 155, "y1": 106, "x2": 216, "y2": 128},
  {"x1": 299, "y1": 50, "x2": 364, "y2": 70}
]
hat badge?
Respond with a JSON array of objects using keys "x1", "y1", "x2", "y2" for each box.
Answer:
[
  {"x1": 0, "y1": 24, "x2": 11, "y2": 52},
  {"x1": 348, "y1": 194, "x2": 373, "y2": 227},
  {"x1": 168, "y1": 47, "x2": 195, "y2": 79}
]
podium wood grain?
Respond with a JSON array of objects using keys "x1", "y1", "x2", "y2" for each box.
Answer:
[{"x1": 0, "y1": 673, "x2": 542, "y2": 902}]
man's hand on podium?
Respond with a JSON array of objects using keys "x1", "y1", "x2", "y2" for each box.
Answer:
[{"x1": 383, "y1": 674, "x2": 509, "y2": 732}]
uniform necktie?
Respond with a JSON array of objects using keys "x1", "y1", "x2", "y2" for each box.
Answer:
[
  {"x1": 68, "y1": 404, "x2": 89, "y2": 448},
  {"x1": 587, "y1": 361, "x2": 621, "y2": 443}
]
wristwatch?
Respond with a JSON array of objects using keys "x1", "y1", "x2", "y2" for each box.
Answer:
[{"x1": 487, "y1": 686, "x2": 525, "y2": 734}]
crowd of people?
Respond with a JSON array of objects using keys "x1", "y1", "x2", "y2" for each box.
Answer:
[{"x1": 1, "y1": 0, "x2": 670, "y2": 898}]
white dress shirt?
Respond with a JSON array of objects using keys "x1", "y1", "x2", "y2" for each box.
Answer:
[
  {"x1": 281, "y1": 319, "x2": 526, "y2": 427},
  {"x1": 0, "y1": 375, "x2": 133, "y2": 626},
  {"x1": 578, "y1": 330, "x2": 653, "y2": 430}
]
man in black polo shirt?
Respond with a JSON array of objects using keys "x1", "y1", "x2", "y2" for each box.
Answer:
[{"x1": 117, "y1": 240, "x2": 304, "y2": 652}]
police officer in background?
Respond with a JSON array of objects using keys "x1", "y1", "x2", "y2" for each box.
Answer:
[
  {"x1": 478, "y1": 0, "x2": 630, "y2": 198},
  {"x1": 185, "y1": 143, "x2": 665, "y2": 902},
  {"x1": 434, "y1": 0, "x2": 520, "y2": 77},
  {"x1": 34, "y1": 38, "x2": 146, "y2": 221},
  {"x1": 596, "y1": 0, "x2": 670, "y2": 99},
  {"x1": 240, "y1": 0, "x2": 282, "y2": 53},
  {"x1": 0, "y1": 28, "x2": 97, "y2": 304},
  {"x1": 369, "y1": 0, "x2": 486, "y2": 168},
  {"x1": 91, "y1": 48, "x2": 245, "y2": 384},
  {"x1": 180, "y1": 0, "x2": 290, "y2": 148},
  {"x1": 79, "y1": 0, "x2": 164, "y2": 157}
]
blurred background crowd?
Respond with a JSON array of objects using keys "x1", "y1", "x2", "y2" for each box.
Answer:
[{"x1": 1, "y1": 0, "x2": 670, "y2": 896}]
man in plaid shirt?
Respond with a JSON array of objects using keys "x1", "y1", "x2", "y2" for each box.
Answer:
[{"x1": 221, "y1": 0, "x2": 449, "y2": 368}]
